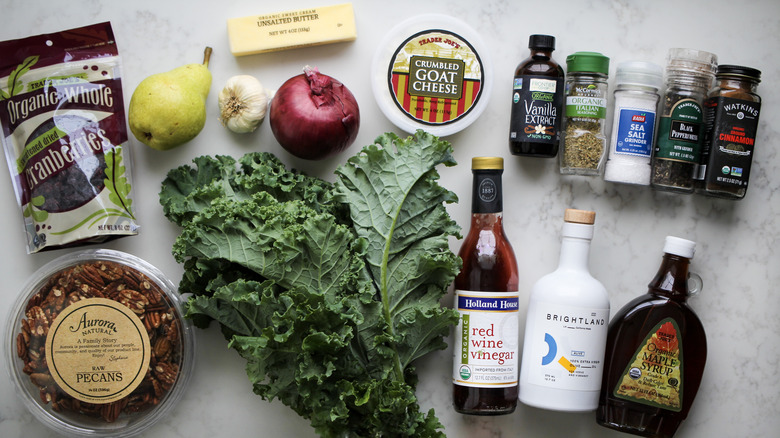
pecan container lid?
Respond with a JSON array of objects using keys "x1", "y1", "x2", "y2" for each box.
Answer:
[{"x1": 4, "y1": 249, "x2": 196, "y2": 438}]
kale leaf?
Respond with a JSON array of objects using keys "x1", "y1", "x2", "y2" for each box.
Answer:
[{"x1": 160, "y1": 131, "x2": 460, "y2": 437}]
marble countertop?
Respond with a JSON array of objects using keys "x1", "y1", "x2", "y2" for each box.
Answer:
[{"x1": 1, "y1": 0, "x2": 778, "y2": 437}]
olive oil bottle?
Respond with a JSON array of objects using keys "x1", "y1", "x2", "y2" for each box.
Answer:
[{"x1": 519, "y1": 209, "x2": 609, "y2": 412}]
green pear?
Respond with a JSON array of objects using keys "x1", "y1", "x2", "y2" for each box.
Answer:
[{"x1": 128, "y1": 47, "x2": 212, "y2": 150}]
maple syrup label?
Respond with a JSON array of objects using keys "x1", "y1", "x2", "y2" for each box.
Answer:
[
  {"x1": 614, "y1": 318, "x2": 683, "y2": 411},
  {"x1": 452, "y1": 290, "x2": 519, "y2": 388}
]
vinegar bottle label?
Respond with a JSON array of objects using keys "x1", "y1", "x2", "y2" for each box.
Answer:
[
  {"x1": 453, "y1": 290, "x2": 519, "y2": 388},
  {"x1": 614, "y1": 318, "x2": 684, "y2": 412},
  {"x1": 523, "y1": 301, "x2": 609, "y2": 391}
]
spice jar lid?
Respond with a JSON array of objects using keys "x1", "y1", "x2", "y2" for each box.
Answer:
[
  {"x1": 663, "y1": 236, "x2": 696, "y2": 259},
  {"x1": 615, "y1": 61, "x2": 663, "y2": 90},
  {"x1": 666, "y1": 48, "x2": 718, "y2": 77},
  {"x1": 529, "y1": 34, "x2": 556, "y2": 50},
  {"x1": 717, "y1": 64, "x2": 761, "y2": 82},
  {"x1": 566, "y1": 51, "x2": 610, "y2": 74}
]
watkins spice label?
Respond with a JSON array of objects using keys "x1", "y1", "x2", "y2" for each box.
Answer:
[
  {"x1": 700, "y1": 96, "x2": 761, "y2": 189},
  {"x1": 453, "y1": 290, "x2": 519, "y2": 388},
  {"x1": 387, "y1": 29, "x2": 484, "y2": 126},
  {"x1": 614, "y1": 318, "x2": 683, "y2": 412},
  {"x1": 0, "y1": 22, "x2": 138, "y2": 253}
]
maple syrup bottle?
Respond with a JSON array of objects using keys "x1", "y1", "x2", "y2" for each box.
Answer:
[
  {"x1": 452, "y1": 157, "x2": 520, "y2": 415},
  {"x1": 597, "y1": 236, "x2": 706, "y2": 438}
]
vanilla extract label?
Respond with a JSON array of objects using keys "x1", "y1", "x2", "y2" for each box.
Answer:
[
  {"x1": 509, "y1": 75, "x2": 564, "y2": 144},
  {"x1": 453, "y1": 290, "x2": 519, "y2": 388}
]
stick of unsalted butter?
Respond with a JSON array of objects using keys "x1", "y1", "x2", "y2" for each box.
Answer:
[{"x1": 227, "y1": 3, "x2": 357, "y2": 56}]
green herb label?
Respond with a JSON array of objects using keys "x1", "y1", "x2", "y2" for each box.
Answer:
[
  {"x1": 509, "y1": 75, "x2": 564, "y2": 144},
  {"x1": 565, "y1": 82, "x2": 607, "y2": 120},
  {"x1": 654, "y1": 99, "x2": 703, "y2": 163}
]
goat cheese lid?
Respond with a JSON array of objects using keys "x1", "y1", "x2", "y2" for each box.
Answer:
[{"x1": 371, "y1": 14, "x2": 493, "y2": 137}]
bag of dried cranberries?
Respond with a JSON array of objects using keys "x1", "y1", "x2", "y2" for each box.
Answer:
[{"x1": 0, "y1": 22, "x2": 139, "y2": 253}]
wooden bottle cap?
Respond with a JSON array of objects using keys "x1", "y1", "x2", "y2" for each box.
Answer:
[{"x1": 564, "y1": 208, "x2": 596, "y2": 225}]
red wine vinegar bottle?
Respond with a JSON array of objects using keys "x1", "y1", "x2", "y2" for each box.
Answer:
[{"x1": 452, "y1": 157, "x2": 520, "y2": 415}]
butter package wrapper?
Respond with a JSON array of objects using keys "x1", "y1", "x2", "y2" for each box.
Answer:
[{"x1": 228, "y1": 3, "x2": 357, "y2": 56}]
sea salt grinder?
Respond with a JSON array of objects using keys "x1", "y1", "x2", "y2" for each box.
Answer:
[{"x1": 604, "y1": 61, "x2": 663, "y2": 185}]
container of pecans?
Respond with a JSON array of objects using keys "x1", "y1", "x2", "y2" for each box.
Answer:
[{"x1": 5, "y1": 249, "x2": 195, "y2": 437}]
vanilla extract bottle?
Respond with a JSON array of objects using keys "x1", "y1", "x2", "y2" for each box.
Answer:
[
  {"x1": 519, "y1": 209, "x2": 609, "y2": 412},
  {"x1": 597, "y1": 236, "x2": 706, "y2": 438},
  {"x1": 508, "y1": 34, "x2": 565, "y2": 157},
  {"x1": 452, "y1": 157, "x2": 520, "y2": 415}
]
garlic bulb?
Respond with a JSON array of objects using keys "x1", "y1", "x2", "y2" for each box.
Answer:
[{"x1": 218, "y1": 75, "x2": 269, "y2": 133}]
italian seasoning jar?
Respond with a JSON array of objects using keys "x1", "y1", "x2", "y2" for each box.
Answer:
[
  {"x1": 650, "y1": 48, "x2": 717, "y2": 193},
  {"x1": 603, "y1": 61, "x2": 663, "y2": 186},
  {"x1": 560, "y1": 52, "x2": 610, "y2": 175},
  {"x1": 696, "y1": 65, "x2": 762, "y2": 199}
]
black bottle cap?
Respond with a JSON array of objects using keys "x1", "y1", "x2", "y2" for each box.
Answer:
[
  {"x1": 529, "y1": 34, "x2": 556, "y2": 51},
  {"x1": 717, "y1": 64, "x2": 761, "y2": 81}
]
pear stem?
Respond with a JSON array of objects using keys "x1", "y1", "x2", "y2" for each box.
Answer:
[{"x1": 203, "y1": 47, "x2": 212, "y2": 68}]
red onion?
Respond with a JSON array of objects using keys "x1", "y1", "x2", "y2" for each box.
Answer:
[{"x1": 269, "y1": 66, "x2": 360, "y2": 160}]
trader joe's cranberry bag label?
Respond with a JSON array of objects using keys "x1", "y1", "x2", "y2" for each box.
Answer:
[{"x1": 0, "y1": 22, "x2": 138, "y2": 253}]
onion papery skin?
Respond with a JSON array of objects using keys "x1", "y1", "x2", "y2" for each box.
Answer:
[{"x1": 269, "y1": 67, "x2": 360, "y2": 160}]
